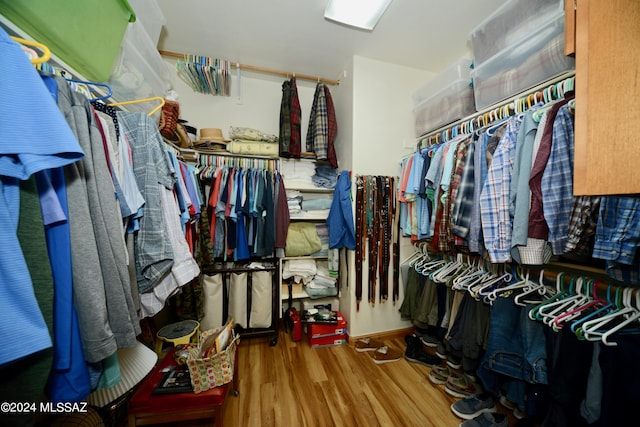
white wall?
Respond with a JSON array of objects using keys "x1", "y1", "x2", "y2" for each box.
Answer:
[
  {"x1": 345, "y1": 56, "x2": 434, "y2": 337},
  {"x1": 163, "y1": 55, "x2": 435, "y2": 338}
]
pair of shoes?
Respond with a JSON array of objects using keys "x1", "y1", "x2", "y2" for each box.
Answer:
[
  {"x1": 354, "y1": 337, "x2": 384, "y2": 352},
  {"x1": 499, "y1": 395, "x2": 526, "y2": 420},
  {"x1": 459, "y1": 412, "x2": 508, "y2": 427},
  {"x1": 451, "y1": 393, "x2": 497, "y2": 420},
  {"x1": 428, "y1": 365, "x2": 458, "y2": 385},
  {"x1": 371, "y1": 346, "x2": 402, "y2": 364},
  {"x1": 445, "y1": 372, "x2": 483, "y2": 398}
]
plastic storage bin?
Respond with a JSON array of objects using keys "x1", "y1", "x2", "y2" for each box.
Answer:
[
  {"x1": 0, "y1": 0, "x2": 135, "y2": 82},
  {"x1": 127, "y1": 0, "x2": 166, "y2": 46},
  {"x1": 470, "y1": 0, "x2": 564, "y2": 68},
  {"x1": 471, "y1": 14, "x2": 575, "y2": 110},
  {"x1": 413, "y1": 79, "x2": 475, "y2": 137},
  {"x1": 109, "y1": 20, "x2": 171, "y2": 109},
  {"x1": 412, "y1": 58, "x2": 472, "y2": 106}
]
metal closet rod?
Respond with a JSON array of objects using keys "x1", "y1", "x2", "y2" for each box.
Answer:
[{"x1": 158, "y1": 49, "x2": 340, "y2": 86}]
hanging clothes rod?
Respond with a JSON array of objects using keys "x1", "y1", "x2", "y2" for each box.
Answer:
[
  {"x1": 418, "y1": 71, "x2": 576, "y2": 147},
  {"x1": 159, "y1": 49, "x2": 340, "y2": 86}
]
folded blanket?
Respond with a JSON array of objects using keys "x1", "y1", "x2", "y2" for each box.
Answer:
[{"x1": 285, "y1": 222, "x2": 322, "y2": 257}]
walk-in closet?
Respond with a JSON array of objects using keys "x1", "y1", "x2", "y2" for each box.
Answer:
[{"x1": 1, "y1": 1, "x2": 639, "y2": 426}]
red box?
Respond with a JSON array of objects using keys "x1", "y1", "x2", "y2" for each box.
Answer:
[
  {"x1": 307, "y1": 312, "x2": 348, "y2": 338},
  {"x1": 308, "y1": 333, "x2": 348, "y2": 348}
]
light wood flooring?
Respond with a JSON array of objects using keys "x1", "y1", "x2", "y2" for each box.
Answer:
[
  {"x1": 222, "y1": 328, "x2": 462, "y2": 427},
  {"x1": 131, "y1": 327, "x2": 521, "y2": 427}
]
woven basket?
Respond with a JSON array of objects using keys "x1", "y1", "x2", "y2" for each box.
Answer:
[{"x1": 186, "y1": 331, "x2": 239, "y2": 394}]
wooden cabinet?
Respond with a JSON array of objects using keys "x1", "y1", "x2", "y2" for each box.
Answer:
[{"x1": 573, "y1": 0, "x2": 640, "y2": 195}]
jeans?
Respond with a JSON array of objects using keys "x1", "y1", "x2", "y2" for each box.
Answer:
[{"x1": 477, "y1": 297, "x2": 548, "y2": 410}]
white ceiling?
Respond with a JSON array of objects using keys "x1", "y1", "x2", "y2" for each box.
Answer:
[{"x1": 155, "y1": 0, "x2": 510, "y2": 81}]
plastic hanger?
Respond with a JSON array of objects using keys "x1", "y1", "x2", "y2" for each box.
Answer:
[
  {"x1": 550, "y1": 279, "x2": 602, "y2": 330},
  {"x1": 600, "y1": 291, "x2": 640, "y2": 346},
  {"x1": 529, "y1": 272, "x2": 569, "y2": 321},
  {"x1": 66, "y1": 78, "x2": 113, "y2": 102},
  {"x1": 109, "y1": 96, "x2": 165, "y2": 117},
  {"x1": 570, "y1": 283, "x2": 617, "y2": 336},
  {"x1": 11, "y1": 36, "x2": 51, "y2": 64},
  {"x1": 513, "y1": 269, "x2": 554, "y2": 307},
  {"x1": 538, "y1": 277, "x2": 590, "y2": 327},
  {"x1": 580, "y1": 288, "x2": 636, "y2": 342}
]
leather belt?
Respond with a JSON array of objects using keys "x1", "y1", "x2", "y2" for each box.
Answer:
[{"x1": 355, "y1": 176, "x2": 364, "y2": 310}]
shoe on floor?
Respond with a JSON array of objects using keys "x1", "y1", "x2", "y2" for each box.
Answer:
[
  {"x1": 513, "y1": 407, "x2": 527, "y2": 420},
  {"x1": 445, "y1": 372, "x2": 483, "y2": 398},
  {"x1": 446, "y1": 355, "x2": 462, "y2": 370},
  {"x1": 498, "y1": 395, "x2": 515, "y2": 411},
  {"x1": 354, "y1": 337, "x2": 384, "y2": 352},
  {"x1": 420, "y1": 334, "x2": 441, "y2": 348},
  {"x1": 450, "y1": 393, "x2": 497, "y2": 420},
  {"x1": 405, "y1": 346, "x2": 440, "y2": 367},
  {"x1": 429, "y1": 365, "x2": 459, "y2": 385},
  {"x1": 436, "y1": 342, "x2": 448, "y2": 360},
  {"x1": 371, "y1": 346, "x2": 402, "y2": 364},
  {"x1": 459, "y1": 412, "x2": 508, "y2": 427}
]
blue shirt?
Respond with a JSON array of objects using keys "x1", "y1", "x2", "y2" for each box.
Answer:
[{"x1": 0, "y1": 28, "x2": 84, "y2": 366}]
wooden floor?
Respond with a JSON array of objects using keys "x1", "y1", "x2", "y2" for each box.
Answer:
[{"x1": 221, "y1": 328, "x2": 462, "y2": 427}]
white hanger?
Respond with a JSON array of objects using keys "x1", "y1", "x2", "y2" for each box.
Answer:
[
  {"x1": 538, "y1": 277, "x2": 591, "y2": 327},
  {"x1": 514, "y1": 269, "x2": 553, "y2": 307},
  {"x1": 600, "y1": 291, "x2": 640, "y2": 346},
  {"x1": 580, "y1": 288, "x2": 636, "y2": 342}
]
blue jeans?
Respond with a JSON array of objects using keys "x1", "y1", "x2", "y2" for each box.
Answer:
[{"x1": 477, "y1": 297, "x2": 548, "y2": 410}]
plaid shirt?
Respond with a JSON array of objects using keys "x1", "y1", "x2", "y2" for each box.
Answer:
[
  {"x1": 480, "y1": 117, "x2": 521, "y2": 263},
  {"x1": 451, "y1": 137, "x2": 476, "y2": 240},
  {"x1": 593, "y1": 196, "x2": 640, "y2": 265},
  {"x1": 448, "y1": 137, "x2": 471, "y2": 247},
  {"x1": 290, "y1": 78, "x2": 302, "y2": 156},
  {"x1": 541, "y1": 105, "x2": 575, "y2": 254},
  {"x1": 307, "y1": 83, "x2": 338, "y2": 168}
]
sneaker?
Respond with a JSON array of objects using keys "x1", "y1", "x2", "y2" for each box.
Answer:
[
  {"x1": 459, "y1": 412, "x2": 508, "y2": 427},
  {"x1": 445, "y1": 373, "x2": 483, "y2": 398},
  {"x1": 436, "y1": 342, "x2": 448, "y2": 360},
  {"x1": 498, "y1": 395, "x2": 515, "y2": 411},
  {"x1": 405, "y1": 347, "x2": 441, "y2": 367},
  {"x1": 429, "y1": 365, "x2": 459, "y2": 385},
  {"x1": 420, "y1": 334, "x2": 440, "y2": 348},
  {"x1": 450, "y1": 393, "x2": 497, "y2": 420},
  {"x1": 354, "y1": 337, "x2": 384, "y2": 352},
  {"x1": 447, "y1": 355, "x2": 462, "y2": 370},
  {"x1": 371, "y1": 346, "x2": 402, "y2": 364},
  {"x1": 513, "y1": 407, "x2": 527, "y2": 420}
]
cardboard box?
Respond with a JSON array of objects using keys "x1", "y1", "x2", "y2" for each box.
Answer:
[
  {"x1": 307, "y1": 312, "x2": 347, "y2": 338},
  {"x1": 308, "y1": 333, "x2": 348, "y2": 348}
]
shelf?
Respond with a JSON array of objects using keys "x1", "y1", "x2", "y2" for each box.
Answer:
[
  {"x1": 281, "y1": 284, "x2": 309, "y2": 301},
  {"x1": 286, "y1": 186, "x2": 335, "y2": 193},
  {"x1": 282, "y1": 255, "x2": 328, "y2": 260},
  {"x1": 289, "y1": 214, "x2": 329, "y2": 221}
]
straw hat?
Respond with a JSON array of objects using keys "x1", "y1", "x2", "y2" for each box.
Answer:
[{"x1": 194, "y1": 128, "x2": 230, "y2": 150}]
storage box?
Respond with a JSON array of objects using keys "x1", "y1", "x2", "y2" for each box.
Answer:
[
  {"x1": 413, "y1": 79, "x2": 475, "y2": 137},
  {"x1": 470, "y1": 0, "x2": 564, "y2": 68},
  {"x1": 412, "y1": 58, "x2": 472, "y2": 106},
  {"x1": 108, "y1": 19, "x2": 171, "y2": 107},
  {"x1": 307, "y1": 312, "x2": 348, "y2": 338},
  {"x1": 0, "y1": 0, "x2": 135, "y2": 82},
  {"x1": 308, "y1": 333, "x2": 348, "y2": 348},
  {"x1": 471, "y1": 14, "x2": 575, "y2": 110},
  {"x1": 127, "y1": 0, "x2": 166, "y2": 46}
]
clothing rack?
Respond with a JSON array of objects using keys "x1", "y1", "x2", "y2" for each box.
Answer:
[
  {"x1": 198, "y1": 152, "x2": 279, "y2": 181},
  {"x1": 418, "y1": 71, "x2": 576, "y2": 148},
  {"x1": 159, "y1": 49, "x2": 340, "y2": 86}
]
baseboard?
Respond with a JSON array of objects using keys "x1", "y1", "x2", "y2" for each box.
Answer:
[{"x1": 348, "y1": 326, "x2": 414, "y2": 344}]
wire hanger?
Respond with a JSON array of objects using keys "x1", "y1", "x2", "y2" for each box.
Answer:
[
  {"x1": 109, "y1": 96, "x2": 165, "y2": 117},
  {"x1": 11, "y1": 36, "x2": 51, "y2": 64}
]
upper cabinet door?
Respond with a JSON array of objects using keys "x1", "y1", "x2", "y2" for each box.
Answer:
[
  {"x1": 564, "y1": 0, "x2": 576, "y2": 56},
  {"x1": 573, "y1": 0, "x2": 640, "y2": 195}
]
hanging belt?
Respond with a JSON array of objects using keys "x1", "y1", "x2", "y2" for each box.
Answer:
[
  {"x1": 368, "y1": 176, "x2": 379, "y2": 306},
  {"x1": 379, "y1": 176, "x2": 390, "y2": 303},
  {"x1": 355, "y1": 176, "x2": 364, "y2": 311},
  {"x1": 391, "y1": 177, "x2": 400, "y2": 304}
]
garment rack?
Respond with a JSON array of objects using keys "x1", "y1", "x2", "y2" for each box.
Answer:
[
  {"x1": 159, "y1": 49, "x2": 340, "y2": 86},
  {"x1": 418, "y1": 71, "x2": 576, "y2": 147}
]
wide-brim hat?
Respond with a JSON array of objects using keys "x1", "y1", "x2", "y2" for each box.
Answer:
[{"x1": 194, "y1": 128, "x2": 230, "y2": 151}]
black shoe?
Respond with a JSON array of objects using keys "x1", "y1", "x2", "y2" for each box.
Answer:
[{"x1": 405, "y1": 347, "x2": 440, "y2": 367}]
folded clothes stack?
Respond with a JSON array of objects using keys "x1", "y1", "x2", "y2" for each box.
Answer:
[{"x1": 311, "y1": 166, "x2": 338, "y2": 189}]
